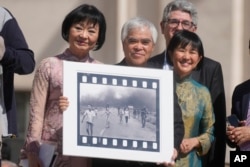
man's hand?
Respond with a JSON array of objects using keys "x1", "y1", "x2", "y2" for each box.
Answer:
[
  {"x1": 230, "y1": 126, "x2": 250, "y2": 146},
  {"x1": 226, "y1": 125, "x2": 236, "y2": 142},
  {"x1": 157, "y1": 149, "x2": 177, "y2": 167}
]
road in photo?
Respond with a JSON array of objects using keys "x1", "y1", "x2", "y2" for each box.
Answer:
[{"x1": 79, "y1": 106, "x2": 156, "y2": 141}]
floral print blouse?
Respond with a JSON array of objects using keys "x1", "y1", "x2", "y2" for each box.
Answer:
[{"x1": 20, "y1": 49, "x2": 101, "y2": 167}]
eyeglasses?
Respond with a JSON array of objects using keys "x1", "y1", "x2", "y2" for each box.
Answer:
[{"x1": 166, "y1": 19, "x2": 194, "y2": 30}]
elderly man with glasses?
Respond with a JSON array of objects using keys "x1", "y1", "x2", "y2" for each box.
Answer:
[{"x1": 149, "y1": 1, "x2": 226, "y2": 167}]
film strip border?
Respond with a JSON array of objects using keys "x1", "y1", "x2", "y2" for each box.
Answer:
[
  {"x1": 76, "y1": 72, "x2": 160, "y2": 152},
  {"x1": 78, "y1": 136, "x2": 159, "y2": 152},
  {"x1": 77, "y1": 72, "x2": 159, "y2": 89}
]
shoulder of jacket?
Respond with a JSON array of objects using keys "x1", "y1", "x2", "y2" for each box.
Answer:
[{"x1": 203, "y1": 57, "x2": 221, "y2": 66}]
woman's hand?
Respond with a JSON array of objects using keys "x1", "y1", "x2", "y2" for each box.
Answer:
[
  {"x1": 59, "y1": 96, "x2": 69, "y2": 112},
  {"x1": 180, "y1": 138, "x2": 200, "y2": 154}
]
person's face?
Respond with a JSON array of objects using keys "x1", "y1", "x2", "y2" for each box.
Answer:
[
  {"x1": 171, "y1": 44, "x2": 201, "y2": 78},
  {"x1": 161, "y1": 10, "x2": 197, "y2": 46},
  {"x1": 68, "y1": 21, "x2": 100, "y2": 57},
  {"x1": 122, "y1": 27, "x2": 155, "y2": 67}
]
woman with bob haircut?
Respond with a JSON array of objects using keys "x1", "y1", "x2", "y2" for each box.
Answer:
[
  {"x1": 19, "y1": 4, "x2": 106, "y2": 167},
  {"x1": 168, "y1": 30, "x2": 215, "y2": 167}
]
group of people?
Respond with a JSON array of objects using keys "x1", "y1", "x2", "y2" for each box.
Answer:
[
  {"x1": 58, "y1": 1, "x2": 222, "y2": 167},
  {"x1": 2, "y1": 0, "x2": 250, "y2": 167},
  {"x1": 118, "y1": 106, "x2": 132, "y2": 124}
]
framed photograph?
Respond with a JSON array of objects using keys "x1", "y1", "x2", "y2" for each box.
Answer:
[{"x1": 63, "y1": 61, "x2": 174, "y2": 163}]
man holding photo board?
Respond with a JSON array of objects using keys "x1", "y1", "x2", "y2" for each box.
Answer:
[{"x1": 60, "y1": 17, "x2": 184, "y2": 167}]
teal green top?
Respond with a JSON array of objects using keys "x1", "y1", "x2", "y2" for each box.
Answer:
[{"x1": 175, "y1": 75, "x2": 215, "y2": 167}]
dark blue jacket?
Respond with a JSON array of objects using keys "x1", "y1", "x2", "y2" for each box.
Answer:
[{"x1": 0, "y1": 7, "x2": 35, "y2": 135}]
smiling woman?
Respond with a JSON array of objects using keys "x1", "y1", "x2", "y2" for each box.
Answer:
[
  {"x1": 167, "y1": 30, "x2": 204, "y2": 79},
  {"x1": 19, "y1": 4, "x2": 106, "y2": 167},
  {"x1": 67, "y1": 21, "x2": 100, "y2": 56},
  {"x1": 167, "y1": 30, "x2": 215, "y2": 167}
]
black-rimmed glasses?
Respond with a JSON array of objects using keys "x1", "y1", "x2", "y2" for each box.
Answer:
[{"x1": 166, "y1": 19, "x2": 194, "y2": 30}]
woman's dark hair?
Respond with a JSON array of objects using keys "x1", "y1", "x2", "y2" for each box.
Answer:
[
  {"x1": 167, "y1": 30, "x2": 204, "y2": 69},
  {"x1": 61, "y1": 4, "x2": 106, "y2": 51}
]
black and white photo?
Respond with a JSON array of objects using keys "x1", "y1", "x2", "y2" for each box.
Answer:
[{"x1": 63, "y1": 61, "x2": 174, "y2": 163}]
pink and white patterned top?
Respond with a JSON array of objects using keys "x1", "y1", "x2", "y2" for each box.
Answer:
[{"x1": 20, "y1": 49, "x2": 102, "y2": 167}]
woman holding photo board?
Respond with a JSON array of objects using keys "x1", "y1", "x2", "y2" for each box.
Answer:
[
  {"x1": 167, "y1": 30, "x2": 215, "y2": 167},
  {"x1": 19, "y1": 4, "x2": 106, "y2": 167}
]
